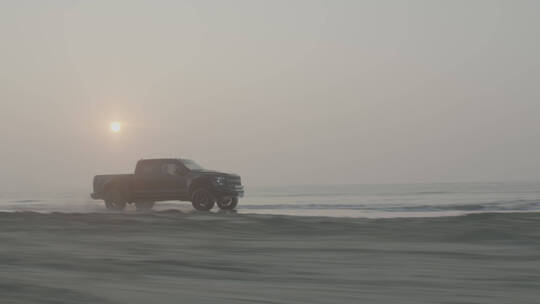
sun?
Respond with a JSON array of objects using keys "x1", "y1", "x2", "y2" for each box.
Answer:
[{"x1": 110, "y1": 121, "x2": 122, "y2": 133}]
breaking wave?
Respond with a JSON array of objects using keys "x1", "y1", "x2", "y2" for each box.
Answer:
[{"x1": 240, "y1": 199, "x2": 540, "y2": 212}]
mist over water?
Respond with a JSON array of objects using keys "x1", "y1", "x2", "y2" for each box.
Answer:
[{"x1": 1, "y1": 1, "x2": 540, "y2": 191}]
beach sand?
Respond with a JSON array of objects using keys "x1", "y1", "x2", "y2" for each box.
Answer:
[{"x1": 1, "y1": 211, "x2": 539, "y2": 304}]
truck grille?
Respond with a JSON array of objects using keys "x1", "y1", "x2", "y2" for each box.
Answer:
[{"x1": 227, "y1": 177, "x2": 242, "y2": 186}]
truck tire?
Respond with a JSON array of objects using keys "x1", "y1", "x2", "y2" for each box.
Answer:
[
  {"x1": 104, "y1": 189, "x2": 127, "y2": 211},
  {"x1": 217, "y1": 197, "x2": 238, "y2": 210},
  {"x1": 135, "y1": 201, "x2": 155, "y2": 211},
  {"x1": 191, "y1": 188, "x2": 215, "y2": 211}
]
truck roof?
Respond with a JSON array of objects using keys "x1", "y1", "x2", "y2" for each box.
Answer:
[{"x1": 138, "y1": 158, "x2": 182, "y2": 162}]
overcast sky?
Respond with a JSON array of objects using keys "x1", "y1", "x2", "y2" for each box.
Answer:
[{"x1": 1, "y1": 0, "x2": 539, "y2": 191}]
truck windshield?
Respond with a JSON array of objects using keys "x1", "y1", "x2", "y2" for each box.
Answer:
[{"x1": 181, "y1": 159, "x2": 205, "y2": 171}]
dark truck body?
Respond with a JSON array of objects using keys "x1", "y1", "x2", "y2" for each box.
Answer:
[{"x1": 91, "y1": 158, "x2": 244, "y2": 211}]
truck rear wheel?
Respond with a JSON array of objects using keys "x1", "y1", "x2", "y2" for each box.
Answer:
[
  {"x1": 191, "y1": 188, "x2": 215, "y2": 211},
  {"x1": 217, "y1": 197, "x2": 238, "y2": 210},
  {"x1": 104, "y1": 189, "x2": 127, "y2": 211},
  {"x1": 135, "y1": 201, "x2": 155, "y2": 211}
]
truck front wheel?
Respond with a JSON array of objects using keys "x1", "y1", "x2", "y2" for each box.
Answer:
[
  {"x1": 191, "y1": 188, "x2": 215, "y2": 211},
  {"x1": 104, "y1": 189, "x2": 127, "y2": 211},
  {"x1": 217, "y1": 197, "x2": 238, "y2": 210}
]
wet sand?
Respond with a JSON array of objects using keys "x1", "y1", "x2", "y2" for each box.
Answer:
[{"x1": 1, "y1": 211, "x2": 539, "y2": 304}]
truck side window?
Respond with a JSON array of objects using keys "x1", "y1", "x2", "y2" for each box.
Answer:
[
  {"x1": 161, "y1": 163, "x2": 177, "y2": 176},
  {"x1": 138, "y1": 161, "x2": 160, "y2": 175}
]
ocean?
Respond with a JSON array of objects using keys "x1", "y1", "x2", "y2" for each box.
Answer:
[
  {"x1": 2, "y1": 182, "x2": 540, "y2": 218},
  {"x1": 1, "y1": 182, "x2": 539, "y2": 303}
]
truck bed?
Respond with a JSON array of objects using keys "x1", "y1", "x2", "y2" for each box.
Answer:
[{"x1": 91, "y1": 174, "x2": 134, "y2": 199}]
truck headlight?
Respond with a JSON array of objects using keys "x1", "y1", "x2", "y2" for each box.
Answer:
[{"x1": 215, "y1": 176, "x2": 226, "y2": 186}]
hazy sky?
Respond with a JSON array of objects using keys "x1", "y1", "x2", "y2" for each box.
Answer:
[{"x1": 1, "y1": 0, "x2": 539, "y2": 191}]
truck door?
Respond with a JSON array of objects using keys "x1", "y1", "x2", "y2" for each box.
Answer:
[
  {"x1": 132, "y1": 160, "x2": 163, "y2": 199},
  {"x1": 159, "y1": 161, "x2": 189, "y2": 199}
]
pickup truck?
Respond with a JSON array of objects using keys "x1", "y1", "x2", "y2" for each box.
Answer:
[{"x1": 91, "y1": 158, "x2": 244, "y2": 211}]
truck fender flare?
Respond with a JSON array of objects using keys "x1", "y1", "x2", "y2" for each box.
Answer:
[{"x1": 188, "y1": 177, "x2": 213, "y2": 197}]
